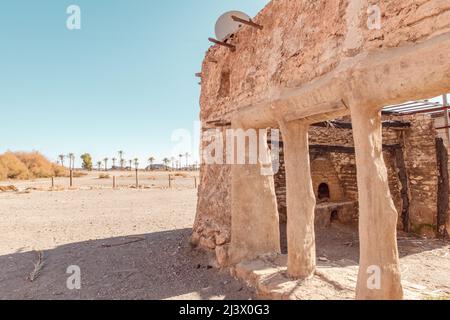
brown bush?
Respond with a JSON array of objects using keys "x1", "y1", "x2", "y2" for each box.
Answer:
[
  {"x1": 173, "y1": 173, "x2": 188, "y2": 178},
  {"x1": 0, "y1": 151, "x2": 68, "y2": 181},
  {"x1": 0, "y1": 152, "x2": 30, "y2": 179},
  {"x1": 72, "y1": 171, "x2": 87, "y2": 178},
  {"x1": 0, "y1": 161, "x2": 7, "y2": 180},
  {"x1": 52, "y1": 164, "x2": 69, "y2": 177},
  {"x1": 15, "y1": 152, "x2": 55, "y2": 178}
]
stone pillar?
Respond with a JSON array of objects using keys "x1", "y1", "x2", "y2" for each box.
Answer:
[
  {"x1": 229, "y1": 127, "x2": 280, "y2": 264},
  {"x1": 280, "y1": 120, "x2": 316, "y2": 279},
  {"x1": 350, "y1": 107, "x2": 403, "y2": 300}
]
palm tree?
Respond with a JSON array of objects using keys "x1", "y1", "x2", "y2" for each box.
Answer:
[
  {"x1": 112, "y1": 157, "x2": 117, "y2": 170},
  {"x1": 134, "y1": 158, "x2": 139, "y2": 170},
  {"x1": 171, "y1": 157, "x2": 175, "y2": 170},
  {"x1": 184, "y1": 152, "x2": 190, "y2": 168},
  {"x1": 128, "y1": 159, "x2": 132, "y2": 170},
  {"x1": 103, "y1": 158, "x2": 109, "y2": 171},
  {"x1": 97, "y1": 161, "x2": 102, "y2": 171},
  {"x1": 148, "y1": 157, "x2": 155, "y2": 171},
  {"x1": 178, "y1": 154, "x2": 183, "y2": 170},
  {"x1": 68, "y1": 153, "x2": 75, "y2": 170},
  {"x1": 118, "y1": 151, "x2": 124, "y2": 169},
  {"x1": 162, "y1": 158, "x2": 170, "y2": 170},
  {"x1": 58, "y1": 154, "x2": 65, "y2": 167}
]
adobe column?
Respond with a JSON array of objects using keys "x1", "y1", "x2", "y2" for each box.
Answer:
[
  {"x1": 280, "y1": 120, "x2": 316, "y2": 279},
  {"x1": 350, "y1": 106, "x2": 403, "y2": 300},
  {"x1": 229, "y1": 124, "x2": 281, "y2": 264}
]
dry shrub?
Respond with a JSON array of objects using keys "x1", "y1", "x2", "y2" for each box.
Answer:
[
  {"x1": 72, "y1": 171, "x2": 87, "y2": 178},
  {"x1": 0, "y1": 185, "x2": 18, "y2": 192},
  {"x1": 173, "y1": 172, "x2": 188, "y2": 178},
  {"x1": 98, "y1": 174, "x2": 110, "y2": 179},
  {"x1": 52, "y1": 164, "x2": 69, "y2": 177},
  {"x1": 15, "y1": 152, "x2": 55, "y2": 178},
  {"x1": 0, "y1": 151, "x2": 68, "y2": 181},
  {"x1": 0, "y1": 161, "x2": 7, "y2": 180},
  {"x1": 0, "y1": 152, "x2": 30, "y2": 179}
]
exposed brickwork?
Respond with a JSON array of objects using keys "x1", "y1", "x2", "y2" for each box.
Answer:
[{"x1": 273, "y1": 114, "x2": 439, "y2": 232}]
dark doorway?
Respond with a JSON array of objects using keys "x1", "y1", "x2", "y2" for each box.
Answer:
[
  {"x1": 318, "y1": 183, "x2": 330, "y2": 200},
  {"x1": 330, "y1": 210, "x2": 339, "y2": 224}
]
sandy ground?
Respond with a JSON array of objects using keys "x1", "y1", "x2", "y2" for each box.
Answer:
[
  {"x1": 277, "y1": 223, "x2": 450, "y2": 300},
  {"x1": 0, "y1": 171, "x2": 253, "y2": 300},
  {"x1": 0, "y1": 171, "x2": 449, "y2": 300},
  {"x1": 0, "y1": 170, "x2": 198, "y2": 190}
]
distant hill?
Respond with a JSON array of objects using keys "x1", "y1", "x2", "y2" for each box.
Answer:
[{"x1": 0, "y1": 151, "x2": 68, "y2": 180}]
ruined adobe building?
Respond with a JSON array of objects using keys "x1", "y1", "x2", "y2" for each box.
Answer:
[
  {"x1": 192, "y1": 0, "x2": 450, "y2": 300},
  {"x1": 274, "y1": 113, "x2": 447, "y2": 236}
]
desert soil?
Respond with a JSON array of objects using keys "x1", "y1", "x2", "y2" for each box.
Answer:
[
  {"x1": 0, "y1": 171, "x2": 449, "y2": 300},
  {"x1": 0, "y1": 171, "x2": 252, "y2": 300}
]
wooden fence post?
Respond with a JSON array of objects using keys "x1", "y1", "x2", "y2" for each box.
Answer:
[
  {"x1": 135, "y1": 169, "x2": 139, "y2": 188},
  {"x1": 70, "y1": 170, "x2": 73, "y2": 187},
  {"x1": 394, "y1": 146, "x2": 410, "y2": 232},
  {"x1": 169, "y1": 174, "x2": 171, "y2": 188},
  {"x1": 436, "y1": 138, "x2": 449, "y2": 239}
]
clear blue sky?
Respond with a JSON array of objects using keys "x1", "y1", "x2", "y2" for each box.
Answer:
[{"x1": 0, "y1": 0, "x2": 268, "y2": 167}]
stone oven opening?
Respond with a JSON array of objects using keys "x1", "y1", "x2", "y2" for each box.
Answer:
[
  {"x1": 318, "y1": 183, "x2": 330, "y2": 201},
  {"x1": 272, "y1": 103, "x2": 450, "y2": 241}
]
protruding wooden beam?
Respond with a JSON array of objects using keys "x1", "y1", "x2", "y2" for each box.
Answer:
[
  {"x1": 311, "y1": 120, "x2": 411, "y2": 130},
  {"x1": 310, "y1": 144, "x2": 401, "y2": 154},
  {"x1": 208, "y1": 38, "x2": 236, "y2": 52},
  {"x1": 205, "y1": 119, "x2": 232, "y2": 127},
  {"x1": 195, "y1": 73, "x2": 202, "y2": 78},
  {"x1": 231, "y1": 15, "x2": 263, "y2": 30},
  {"x1": 207, "y1": 57, "x2": 218, "y2": 64}
]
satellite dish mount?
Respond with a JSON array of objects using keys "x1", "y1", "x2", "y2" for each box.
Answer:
[{"x1": 208, "y1": 11, "x2": 263, "y2": 52}]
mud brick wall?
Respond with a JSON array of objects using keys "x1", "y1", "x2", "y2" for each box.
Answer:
[
  {"x1": 272, "y1": 114, "x2": 439, "y2": 236},
  {"x1": 194, "y1": 0, "x2": 450, "y2": 255},
  {"x1": 403, "y1": 114, "x2": 440, "y2": 235}
]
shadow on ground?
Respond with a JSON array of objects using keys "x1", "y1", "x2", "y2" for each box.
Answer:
[
  {"x1": 0, "y1": 229, "x2": 252, "y2": 300},
  {"x1": 280, "y1": 222, "x2": 449, "y2": 267}
]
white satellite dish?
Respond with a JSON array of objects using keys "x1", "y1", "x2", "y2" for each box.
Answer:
[{"x1": 215, "y1": 11, "x2": 251, "y2": 42}]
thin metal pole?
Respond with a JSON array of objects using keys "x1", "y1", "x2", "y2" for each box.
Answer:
[
  {"x1": 51, "y1": 177, "x2": 54, "y2": 188},
  {"x1": 113, "y1": 176, "x2": 116, "y2": 189}
]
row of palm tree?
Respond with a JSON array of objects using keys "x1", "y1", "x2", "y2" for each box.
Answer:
[
  {"x1": 58, "y1": 153, "x2": 75, "y2": 170},
  {"x1": 58, "y1": 151, "x2": 198, "y2": 171}
]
